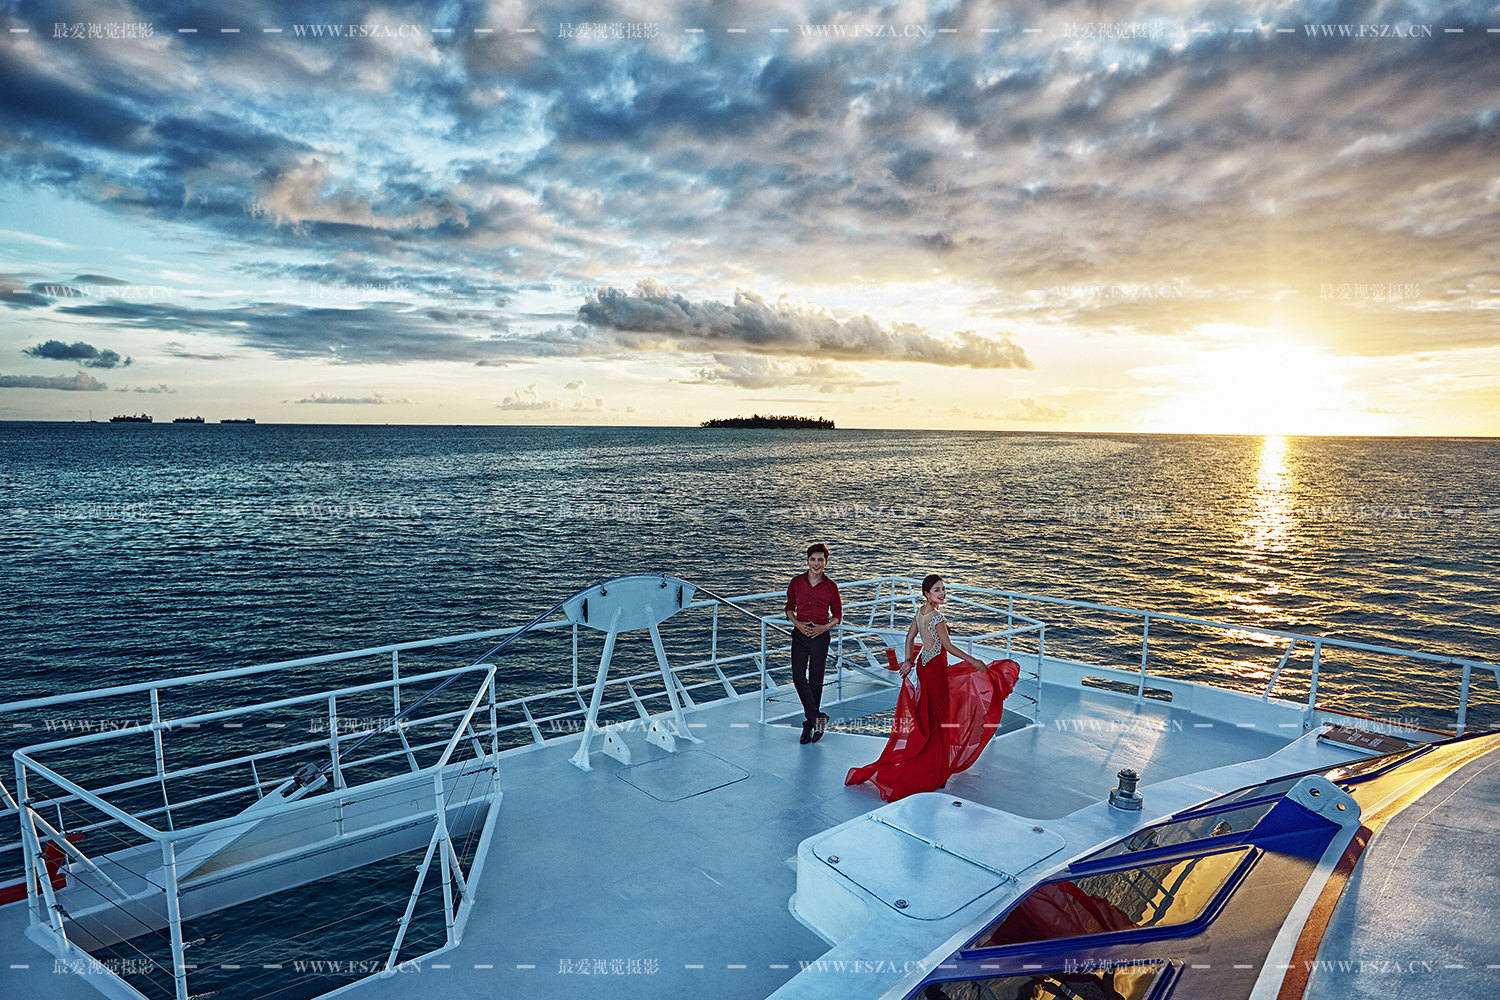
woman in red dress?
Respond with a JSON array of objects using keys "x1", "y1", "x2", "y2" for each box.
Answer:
[{"x1": 845, "y1": 574, "x2": 1019, "y2": 802}]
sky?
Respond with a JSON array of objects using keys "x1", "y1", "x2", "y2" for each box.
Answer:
[{"x1": 1, "y1": 0, "x2": 1497, "y2": 434}]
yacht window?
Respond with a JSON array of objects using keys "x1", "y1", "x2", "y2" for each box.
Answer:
[
  {"x1": 1196, "y1": 748, "x2": 1421, "y2": 811},
  {"x1": 1081, "y1": 801, "x2": 1274, "y2": 862},
  {"x1": 967, "y1": 848, "x2": 1249, "y2": 949},
  {"x1": 917, "y1": 962, "x2": 1165, "y2": 1000}
]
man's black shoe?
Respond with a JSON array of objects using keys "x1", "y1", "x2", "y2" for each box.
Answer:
[
  {"x1": 812, "y1": 712, "x2": 830, "y2": 742},
  {"x1": 800, "y1": 720, "x2": 814, "y2": 744}
]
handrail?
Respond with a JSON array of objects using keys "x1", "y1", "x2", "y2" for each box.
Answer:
[
  {"x1": 941, "y1": 581, "x2": 1497, "y2": 733},
  {"x1": 4, "y1": 575, "x2": 1494, "y2": 860},
  {"x1": 0, "y1": 622, "x2": 563, "y2": 715},
  {"x1": 335, "y1": 583, "x2": 586, "y2": 768},
  {"x1": 8, "y1": 664, "x2": 493, "y2": 756},
  {"x1": 944, "y1": 582, "x2": 1495, "y2": 672}
]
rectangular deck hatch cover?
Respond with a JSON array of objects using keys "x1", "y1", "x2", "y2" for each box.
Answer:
[
  {"x1": 813, "y1": 794, "x2": 1067, "y2": 920},
  {"x1": 616, "y1": 749, "x2": 749, "y2": 801}
]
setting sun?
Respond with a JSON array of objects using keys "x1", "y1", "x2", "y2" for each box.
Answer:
[{"x1": 1151, "y1": 340, "x2": 1384, "y2": 436}]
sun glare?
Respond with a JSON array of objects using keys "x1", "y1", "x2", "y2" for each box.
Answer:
[{"x1": 1154, "y1": 340, "x2": 1380, "y2": 435}]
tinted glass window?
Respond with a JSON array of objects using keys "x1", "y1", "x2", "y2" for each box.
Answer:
[
  {"x1": 1196, "y1": 748, "x2": 1421, "y2": 811},
  {"x1": 919, "y1": 962, "x2": 1164, "y2": 1000},
  {"x1": 968, "y1": 849, "x2": 1249, "y2": 948},
  {"x1": 1082, "y1": 802, "x2": 1274, "y2": 862}
]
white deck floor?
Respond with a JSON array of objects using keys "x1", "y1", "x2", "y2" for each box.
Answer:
[{"x1": 7, "y1": 669, "x2": 1472, "y2": 1000}]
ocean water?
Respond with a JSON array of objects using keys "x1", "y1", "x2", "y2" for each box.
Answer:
[{"x1": 2, "y1": 422, "x2": 1497, "y2": 726}]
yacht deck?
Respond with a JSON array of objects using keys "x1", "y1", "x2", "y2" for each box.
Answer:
[{"x1": 0, "y1": 673, "x2": 1306, "y2": 1000}]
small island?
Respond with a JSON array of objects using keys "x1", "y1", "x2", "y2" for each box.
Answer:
[{"x1": 700, "y1": 414, "x2": 834, "y2": 429}]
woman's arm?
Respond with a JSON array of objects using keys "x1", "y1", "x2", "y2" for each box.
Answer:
[
  {"x1": 903, "y1": 617, "x2": 919, "y2": 670},
  {"x1": 936, "y1": 619, "x2": 983, "y2": 668}
]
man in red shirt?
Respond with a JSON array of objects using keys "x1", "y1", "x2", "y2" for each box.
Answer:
[{"x1": 785, "y1": 543, "x2": 842, "y2": 744}]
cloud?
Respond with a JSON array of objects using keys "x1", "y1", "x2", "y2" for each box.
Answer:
[
  {"x1": 23, "y1": 340, "x2": 133, "y2": 368},
  {"x1": 683, "y1": 354, "x2": 898, "y2": 391},
  {"x1": 252, "y1": 159, "x2": 468, "y2": 231},
  {"x1": 295, "y1": 391, "x2": 412, "y2": 404},
  {"x1": 0, "y1": 274, "x2": 50, "y2": 309},
  {"x1": 579, "y1": 281, "x2": 1032, "y2": 369},
  {"x1": 498, "y1": 383, "x2": 554, "y2": 410},
  {"x1": 0, "y1": 0, "x2": 1496, "y2": 433},
  {"x1": 132, "y1": 384, "x2": 175, "y2": 394},
  {"x1": 0, "y1": 371, "x2": 108, "y2": 390},
  {"x1": 1003, "y1": 398, "x2": 1069, "y2": 422},
  {"x1": 498, "y1": 381, "x2": 603, "y2": 410},
  {"x1": 0, "y1": 229, "x2": 69, "y2": 249},
  {"x1": 54, "y1": 300, "x2": 523, "y2": 365},
  {"x1": 163, "y1": 342, "x2": 236, "y2": 362}
]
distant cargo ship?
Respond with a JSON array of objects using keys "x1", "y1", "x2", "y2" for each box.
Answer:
[
  {"x1": 109, "y1": 414, "x2": 153, "y2": 423},
  {"x1": 219, "y1": 418, "x2": 256, "y2": 424},
  {"x1": 172, "y1": 416, "x2": 205, "y2": 424}
]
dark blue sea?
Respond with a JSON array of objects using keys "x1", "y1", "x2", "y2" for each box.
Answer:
[{"x1": 2, "y1": 422, "x2": 1497, "y2": 727}]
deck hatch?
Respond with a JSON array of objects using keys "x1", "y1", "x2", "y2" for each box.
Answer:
[
  {"x1": 615, "y1": 750, "x2": 749, "y2": 801},
  {"x1": 813, "y1": 795, "x2": 1066, "y2": 920}
]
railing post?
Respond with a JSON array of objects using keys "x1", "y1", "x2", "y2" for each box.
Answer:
[
  {"x1": 151, "y1": 687, "x2": 172, "y2": 830},
  {"x1": 759, "y1": 619, "x2": 769, "y2": 725},
  {"x1": 161, "y1": 837, "x2": 192, "y2": 1000},
  {"x1": 1307, "y1": 640, "x2": 1324, "y2": 730},
  {"x1": 392, "y1": 649, "x2": 401, "y2": 718},
  {"x1": 1006, "y1": 594, "x2": 1014, "y2": 657},
  {"x1": 1036, "y1": 625, "x2": 1046, "y2": 725},
  {"x1": 489, "y1": 673, "x2": 499, "y2": 753},
  {"x1": 1458, "y1": 662, "x2": 1471, "y2": 736},
  {"x1": 1137, "y1": 615, "x2": 1151, "y2": 704},
  {"x1": 14, "y1": 761, "x2": 41, "y2": 929},
  {"x1": 835, "y1": 626, "x2": 845, "y2": 703},
  {"x1": 434, "y1": 768, "x2": 456, "y2": 943},
  {"x1": 328, "y1": 694, "x2": 344, "y2": 790}
]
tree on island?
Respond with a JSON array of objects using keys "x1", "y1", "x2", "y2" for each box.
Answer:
[{"x1": 700, "y1": 414, "x2": 835, "y2": 429}]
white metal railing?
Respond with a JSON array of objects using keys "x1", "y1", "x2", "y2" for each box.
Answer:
[
  {"x1": 5, "y1": 660, "x2": 504, "y2": 1000},
  {"x1": 754, "y1": 606, "x2": 1049, "y2": 725},
  {"x1": 5, "y1": 577, "x2": 1494, "y2": 873},
  {"x1": 957, "y1": 584, "x2": 1499, "y2": 736}
]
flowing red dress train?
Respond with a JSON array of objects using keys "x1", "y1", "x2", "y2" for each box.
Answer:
[{"x1": 845, "y1": 650, "x2": 1020, "y2": 803}]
